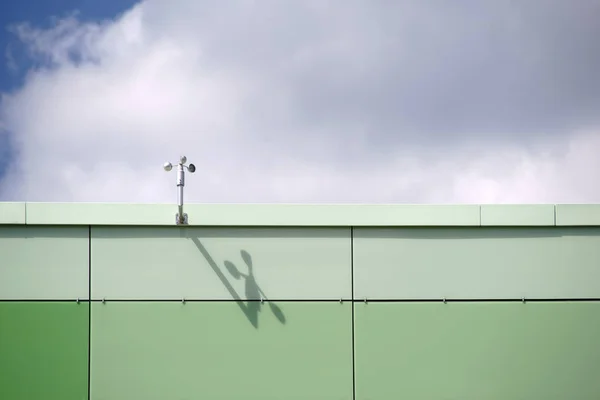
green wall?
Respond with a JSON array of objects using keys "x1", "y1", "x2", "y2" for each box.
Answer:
[
  {"x1": 91, "y1": 227, "x2": 351, "y2": 300},
  {"x1": 353, "y1": 227, "x2": 600, "y2": 299},
  {"x1": 355, "y1": 302, "x2": 600, "y2": 399},
  {"x1": 91, "y1": 302, "x2": 352, "y2": 400},
  {"x1": 2, "y1": 223, "x2": 600, "y2": 399},
  {"x1": 0, "y1": 302, "x2": 89, "y2": 400}
]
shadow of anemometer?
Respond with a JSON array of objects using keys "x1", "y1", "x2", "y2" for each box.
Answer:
[{"x1": 191, "y1": 237, "x2": 286, "y2": 328}]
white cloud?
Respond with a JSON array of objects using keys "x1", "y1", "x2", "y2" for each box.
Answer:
[{"x1": 1, "y1": 0, "x2": 600, "y2": 203}]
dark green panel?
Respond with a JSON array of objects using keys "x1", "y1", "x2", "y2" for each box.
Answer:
[
  {"x1": 0, "y1": 302, "x2": 89, "y2": 400},
  {"x1": 355, "y1": 302, "x2": 600, "y2": 400},
  {"x1": 91, "y1": 302, "x2": 352, "y2": 400}
]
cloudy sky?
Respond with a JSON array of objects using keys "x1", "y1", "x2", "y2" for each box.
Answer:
[{"x1": 1, "y1": 0, "x2": 599, "y2": 204}]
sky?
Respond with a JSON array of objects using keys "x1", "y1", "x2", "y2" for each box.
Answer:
[
  {"x1": 1, "y1": 0, "x2": 600, "y2": 204},
  {"x1": 0, "y1": 0, "x2": 137, "y2": 187}
]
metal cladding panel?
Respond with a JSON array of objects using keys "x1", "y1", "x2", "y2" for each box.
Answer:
[
  {"x1": 480, "y1": 204, "x2": 555, "y2": 226},
  {"x1": 4, "y1": 202, "x2": 600, "y2": 226},
  {"x1": 354, "y1": 302, "x2": 600, "y2": 400},
  {"x1": 91, "y1": 226, "x2": 351, "y2": 300},
  {"x1": 0, "y1": 226, "x2": 89, "y2": 300},
  {"x1": 90, "y1": 302, "x2": 353, "y2": 400},
  {"x1": 353, "y1": 227, "x2": 600, "y2": 300},
  {"x1": 25, "y1": 203, "x2": 177, "y2": 225},
  {"x1": 0, "y1": 302, "x2": 89, "y2": 400},
  {"x1": 555, "y1": 204, "x2": 600, "y2": 226},
  {"x1": 23, "y1": 203, "x2": 481, "y2": 226},
  {"x1": 0, "y1": 202, "x2": 25, "y2": 224}
]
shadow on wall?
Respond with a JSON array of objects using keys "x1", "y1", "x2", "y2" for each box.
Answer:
[{"x1": 190, "y1": 237, "x2": 286, "y2": 329}]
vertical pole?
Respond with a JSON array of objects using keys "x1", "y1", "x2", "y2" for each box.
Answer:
[
  {"x1": 165, "y1": 155, "x2": 194, "y2": 225},
  {"x1": 177, "y1": 163, "x2": 185, "y2": 224}
]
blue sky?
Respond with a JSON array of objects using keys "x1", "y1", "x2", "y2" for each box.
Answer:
[
  {"x1": 0, "y1": 0, "x2": 138, "y2": 92},
  {"x1": 1, "y1": 1, "x2": 600, "y2": 203},
  {"x1": 0, "y1": 0, "x2": 138, "y2": 181}
]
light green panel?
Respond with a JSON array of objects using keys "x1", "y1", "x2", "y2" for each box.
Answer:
[
  {"x1": 0, "y1": 302, "x2": 89, "y2": 400},
  {"x1": 353, "y1": 227, "x2": 600, "y2": 299},
  {"x1": 26, "y1": 202, "x2": 176, "y2": 225},
  {"x1": 480, "y1": 204, "x2": 555, "y2": 226},
  {"x1": 0, "y1": 226, "x2": 89, "y2": 300},
  {"x1": 91, "y1": 227, "x2": 351, "y2": 300},
  {"x1": 556, "y1": 204, "x2": 600, "y2": 226},
  {"x1": 339, "y1": 204, "x2": 479, "y2": 226},
  {"x1": 354, "y1": 302, "x2": 600, "y2": 400},
  {"x1": 0, "y1": 202, "x2": 25, "y2": 224},
  {"x1": 9, "y1": 202, "x2": 600, "y2": 226},
  {"x1": 24, "y1": 202, "x2": 480, "y2": 226},
  {"x1": 90, "y1": 302, "x2": 352, "y2": 400}
]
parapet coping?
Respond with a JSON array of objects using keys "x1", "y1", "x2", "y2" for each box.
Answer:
[{"x1": 0, "y1": 202, "x2": 599, "y2": 226}]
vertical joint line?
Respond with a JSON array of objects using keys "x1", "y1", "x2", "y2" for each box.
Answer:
[
  {"x1": 87, "y1": 225, "x2": 92, "y2": 400},
  {"x1": 350, "y1": 226, "x2": 356, "y2": 400}
]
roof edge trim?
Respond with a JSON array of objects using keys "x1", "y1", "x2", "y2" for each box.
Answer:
[{"x1": 0, "y1": 202, "x2": 598, "y2": 227}]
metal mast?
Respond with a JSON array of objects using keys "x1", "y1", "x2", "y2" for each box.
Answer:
[{"x1": 163, "y1": 155, "x2": 196, "y2": 224}]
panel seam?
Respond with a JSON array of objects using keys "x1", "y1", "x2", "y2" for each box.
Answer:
[
  {"x1": 87, "y1": 225, "x2": 92, "y2": 400},
  {"x1": 351, "y1": 226, "x2": 356, "y2": 400},
  {"x1": 85, "y1": 298, "x2": 355, "y2": 302},
  {"x1": 2, "y1": 298, "x2": 599, "y2": 303}
]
